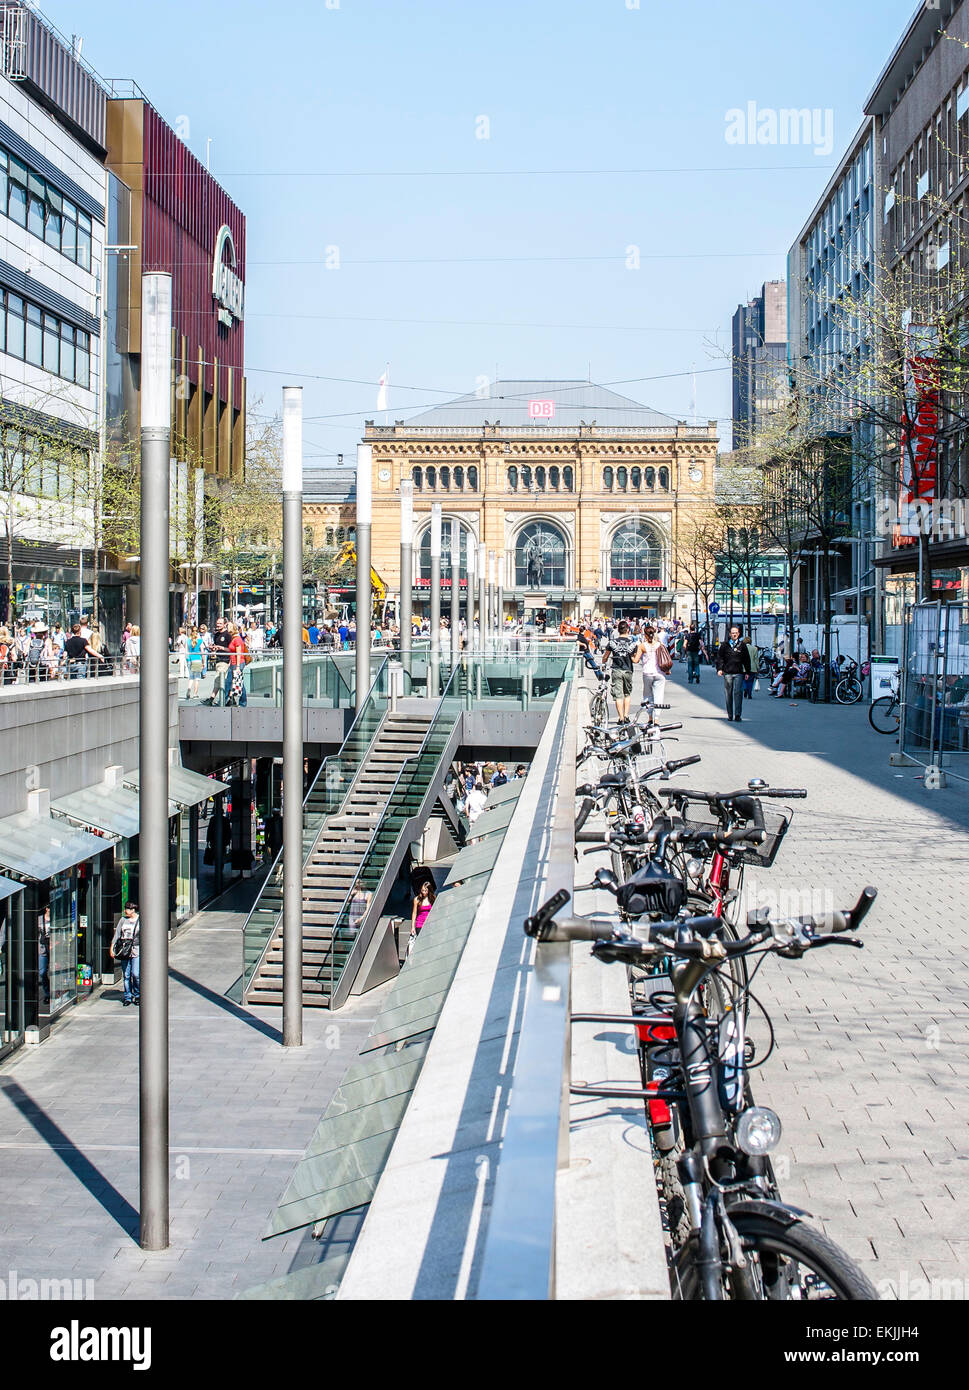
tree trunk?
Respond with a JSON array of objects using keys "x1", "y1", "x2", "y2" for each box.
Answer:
[
  {"x1": 786, "y1": 557, "x2": 796, "y2": 658},
  {"x1": 821, "y1": 544, "x2": 834, "y2": 702}
]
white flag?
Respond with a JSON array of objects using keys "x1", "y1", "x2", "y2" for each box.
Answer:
[{"x1": 376, "y1": 367, "x2": 389, "y2": 413}]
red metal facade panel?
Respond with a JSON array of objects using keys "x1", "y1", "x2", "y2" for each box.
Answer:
[{"x1": 140, "y1": 104, "x2": 245, "y2": 401}]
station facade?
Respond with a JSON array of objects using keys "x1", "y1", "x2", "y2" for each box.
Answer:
[{"x1": 366, "y1": 380, "x2": 718, "y2": 626}]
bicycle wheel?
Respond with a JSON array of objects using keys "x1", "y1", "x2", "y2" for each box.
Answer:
[
  {"x1": 834, "y1": 677, "x2": 862, "y2": 705},
  {"x1": 868, "y1": 696, "x2": 900, "y2": 735},
  {"x1": 672, "y1": 1207, "x2": 879, "y2": 1301}
]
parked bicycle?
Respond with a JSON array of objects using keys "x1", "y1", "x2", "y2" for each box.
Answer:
[
  {"x1": 525, "y1": 886, "x2": 880, "y2": 1300},
  {"x1": 869, "y1": 670, "x2": 901, "y2": 735},
  {"x1": 832, "y1": 654, "x2": 870, "y2": 705}
]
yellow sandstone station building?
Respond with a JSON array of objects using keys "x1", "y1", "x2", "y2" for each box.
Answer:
[{"x1": 365, "y1": 380, "x2": 718, "y2": 627}]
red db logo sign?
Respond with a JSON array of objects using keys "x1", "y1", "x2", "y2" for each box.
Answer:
[{"x1": 529, "y1": 399, "x2": 555, "y2": 419}]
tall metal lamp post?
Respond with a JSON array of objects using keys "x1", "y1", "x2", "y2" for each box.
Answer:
[
  {"x1": 478, "y1": 542, "x2": 487, "y2": 654},
  {"x1": 399, "y1": 479, "x2": 413, "y2": 685},
  {"x1": 450, "y1": 518, "x2": 461, "y2": 663},
  {"x1": 282, "y1": 386, "x2": 303, "y2": 1048},
  {"x1": 497, "y1": 554, "x2": 505, "y2": 644},
  {"x1": 355, "y1": 444, "x2": 372, "y2": 712},
  {"x1": 429, "y1": 502, "x2": 442, "y2": 697},
  {"x1": 139, "y1": 272, "x2": 172, "y2": 1251}
]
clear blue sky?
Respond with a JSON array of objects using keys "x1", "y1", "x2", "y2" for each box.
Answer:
[{"x1": 45, "y1": 0, "x2": 917, "y2": 461}]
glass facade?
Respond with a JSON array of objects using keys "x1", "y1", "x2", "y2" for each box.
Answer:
[
  {"x1": 609, "y1": 521, "x2": 663, "y2": 587},
  {"x1": 0, "y1": 146, "x2": 93, "y2": 269},
  {"x1": 515, "y1": 521, "x2": 567, "y2": 588},
  {"x1": 0, "y1": 886, "x2": 24, "y2": 1058},
  {"x1": 0, "y1": 289, "x2": 91, "y2": 387}
]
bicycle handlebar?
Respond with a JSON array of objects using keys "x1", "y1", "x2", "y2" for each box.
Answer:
[
  {"x1": 574, "y1": 797, "x2": 596, "y2": 833},
  {"x1": 748, "y1": 885, "x2": 877, "y2": 936}
]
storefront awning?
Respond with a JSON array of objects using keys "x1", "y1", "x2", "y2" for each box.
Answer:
[
  {"x1": 123, "y1": 765, "x2": 228, "y2": 809},
  {"x1": 51, "y1": 783, "x2": 177, "y2": 839},
  {"x1": 0, "y1": 811, "x2": 115, "y2": 881},
  {"x1": 0, "y1": 874, "x2": 24, "y2": 904}
]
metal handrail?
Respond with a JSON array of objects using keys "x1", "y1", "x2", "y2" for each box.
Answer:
[
  {"x1": 240, "y1": 655, "x2": 390, "y2": 993},
  {"x1": 321, "y1": 659, "x2": 466, "y2": 1000}
]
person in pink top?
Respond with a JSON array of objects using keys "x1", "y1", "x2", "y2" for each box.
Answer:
[{"x1": 411, "y1": 880, "x2": 436, "y2": 944}]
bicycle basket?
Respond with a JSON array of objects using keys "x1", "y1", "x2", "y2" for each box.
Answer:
[
  {"x1": 679, "y1": 798, "x2": 723, "y2": 838},
  {"x1": 739, "y1": 809, "x2": 790, "y2": 868}
]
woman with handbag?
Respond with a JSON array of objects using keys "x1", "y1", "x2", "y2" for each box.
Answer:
[{"x1": 639, "y1": 624, "x2": 672, "y2": 711}]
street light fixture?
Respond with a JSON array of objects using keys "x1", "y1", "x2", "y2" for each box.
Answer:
[{"x1": 282, "y1": 386, "x2": 303, "y2": 1049}]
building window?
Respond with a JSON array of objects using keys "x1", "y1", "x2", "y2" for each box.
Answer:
[
  {"x1": 467, "y1": 465, "x2": 479, "y2": 491},
  {"x1": 412, "y1": 466, "x2": 422, "y2": 490},
  {"x1": 304, "y1": 526, "x2": 314, "y2": 548},
  {"x1": 507, "y1": 465, "x2": 518, "y2": 491},
  {"x1": 440, "y1": 465, "x2": 450, "y2": 491},
  {"x1": 659, "y1": 466, "x2": 670, "y2": 490},
  {"x1": 549, "y1": 465, "x2": 560, "y2": 490},
  {"x1": 631, "y1": 466, "x2": 642, "y2": 490},
  {"x1": 0, "y1": 288, "x2": 90, "y2": 387},
  {"x1": 426, "y1": 466, "x2": 436, "y2": 490},
  {"x1": 602, "y1": 466, "x2": 614, "y2": 491},
  {"x1": 521, "y1": 465, "x2": 532, "y2": 490},
  {"x1": 515, "y1": 520, "x2": 567, "y2": 588},
  {"x1": 0, "y1": 144, "x2": 96, "y2": 269},
  {"x1": 563, "y1": 465, "x2": 574, "y2": 491},
  {"x1": 617, "y1": 466, "x2": 628, "y2": 491},
  {"x1": 609, "y1": 520, "x2": 663, "y2": 587},
  {"x1": 325, "y1": 527, "x2": 335, "y2": 546},
  {"x1": 418, "y1": 520, "x2": 469, "y2": 581},
  {"x1": 536, "y1": 466, "x2": 546, "y2": 491},
  {"x1": 454, "y1": 465, "x2": 464, "y2": 490}
]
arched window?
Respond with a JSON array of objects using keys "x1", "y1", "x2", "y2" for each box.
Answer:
[
  {"x1": 336, "y1": 526, "x2": 345, "y2": 544},
  {"x1": 507, "y1": 465, "x2": 518, "y2": 492},
  {"x1": 418, "y1": 521, "x2": 470, "y2": 582},
  {"x1": 348, "y1": 526, "x2": 356, "y2": 543},
  {"x1": 515, "y1": 520, "x2": 567, "y2": 588},
  {"x1": 631, "y1": 466, "x2": 642, "y2": 490},
  {"x1": 563, "y1": 465, "x2": 574, "y2": 491},
  {"x1": 454, "y1": 465, "x2": 464, "y2": 491},
  {"x1": 645, "y1": 466, "x2": 655, "y2": 489},
  {"x1": 536, "y1": 466, "x2": 546, "y2": 491},
  {"x1": 440, "y1": 465, "x2": 450, "y2": 491},
  {"x1": 603, "y1": 466, "x2": 614, "y2": 491},
  {"x1": 521, "y1": 465, "x2": 532, "y2": 490},
  {"x1": 659, "y1": 466, "x2": 670, "y2": 490},
  {"x1": 304, "y1": 526, "x2": 314, "y2": 548},
  {"x1": 617, "y1": 466, "x2": 628, "y2": 491},
  {"x1": 609, "y1": 520, "x2": 663, "y2": 588},
  {"x1": 549, "y1": 465, "x2": 560, "y2": 490},
  {"x1": 426, "y1": 466, "x2": 436, "y2": 490},
  {"x1": 467, "y1": 465, "x2": 479, "y2": 491},
  {"x1": 412, "y1": 466, "x2": 422, "y2": 491},
  {"x1": 325, "y1": 527, "x2": 335, "y2": 546}
]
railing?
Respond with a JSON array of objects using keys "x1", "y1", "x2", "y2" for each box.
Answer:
[
  {"x1": 320, "y1": 661, "x2": 467, "y2": 1004},
  {"x1": 901, "y1": 599, "x2": 969, "y2": 785},
  {"x1": 0, "y1": 653, "x2": 136, "y2": 685},
  {"x1": 175, "y1": 651, "x2": 371, "y2": 708},
  {"x1": 241, "y1": 657, "x2": 392, "y2": 993}
]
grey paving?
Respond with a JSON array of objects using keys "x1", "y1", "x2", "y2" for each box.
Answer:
[
  {"x1": 0, "y1": 877, "x2": 390, "y2": 1300},
  {"x1": 620, "y1": 660, "x2": 969, "y2": 1299}
]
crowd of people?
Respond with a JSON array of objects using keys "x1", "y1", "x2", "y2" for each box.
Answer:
[{"x1": 0, "y1": 616, "x2": 112, "y2": 684}]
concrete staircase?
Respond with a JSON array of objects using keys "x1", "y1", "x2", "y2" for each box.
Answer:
[{"x1": 246, "y1": 712, "x2": 433, "y2": 1008}]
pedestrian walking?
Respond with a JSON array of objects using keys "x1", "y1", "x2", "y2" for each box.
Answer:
[
  {"x1": 601, "y1": 619, "x2": 641, "y2": 724},
  {"x1": 465, "y1": 779, "x2": 488, "y2": 827},
  {"x1": 175, "y1": 626, "x2": 189, "y2": 679},
  {"x1": 715, "y1": 624, "x2": 751, "y2": 722},
  {"x1": 639, "y1": 624, "x2": 672, "y2": 711},
  {"x1": 684, "y1": 623, "x2": 707, "y2": 684},
  {"x1": 187, "y1": 627, "x2": 205, "y2": 699},
  {"x1": 411, "y1": 879, "x2": 435, "y2": 942},
  {"x1": 225, "y1": 623, "x2": 249, "y2": 707},
  {"x1": 110, "y1": 902, "x2": 140, "y2": 1006},
  {"x1": 743, "y1": 631, "x2": 760, "y2": 700},
  {"x1": 124, "y1": 624, "x2": 141, "y2": 675},
  {"x1": 209, "y1": 616, "x2": 232, "y2": 703}
]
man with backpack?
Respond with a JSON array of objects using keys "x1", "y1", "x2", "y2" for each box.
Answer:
[
  {"x1": 110, "y1": 902, "x2": 140, "y2": 1006},
  {"x1": 602, "y1": 619, "x2": 643, "y2": 724}
]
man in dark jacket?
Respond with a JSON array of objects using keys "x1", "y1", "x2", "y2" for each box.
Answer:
[{"x1": 715, "y1": 624, "x2": 751, "y2": 722}]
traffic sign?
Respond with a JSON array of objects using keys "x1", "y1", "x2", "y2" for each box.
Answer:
[{"x1": 708, "y1": 602, "x2": 720, "y2": 615}]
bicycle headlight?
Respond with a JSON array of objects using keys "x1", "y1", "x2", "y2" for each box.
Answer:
[
  {"x1": 736, "y1": 1106, "x2": 782, "y2": 1156},
  {"x1": 686, "y1": 857, "x2": 704, "y2": 880}
]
